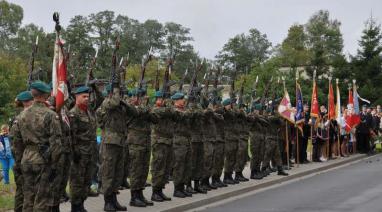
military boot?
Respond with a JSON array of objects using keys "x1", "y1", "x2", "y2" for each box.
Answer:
[
  {"x1": 186, "y1": 182, "x2": 197, "y2": 194},
  {"x1": 277, "y1": 166, "x2": 289, "y2": 176},
  {"x1": 158, "y1": 189, "x2": 172, "y2": 201},
  {"x1": 200, "y1": 178, "x2": 212, "y2": 191},
  {"x1": 138, "y1": 189, "x2": 153, "y2": 206},
  {"x1": 112, "y1": 193, "x2": 127, "y2": 211},
  {"x1": 104, "y1": 195, "x2": 117, "y2": 211},
  {"x1": 71, "y1": 203, "x2": 82, "y2": 212},
  {"x1": 211, "y1": 177, "x2": 221, "y2": 188},
  {"x1": 235, "y1": 172, "x2": 249, "y2": 182},
  {"x1": 130, "y1": 190, "x2": 146, "y2": 207},
  {"x1": 151, "y1": 188, "x2": 164, "y2": 202},
  {"x1": 194, "y1": 180, "x2": 208, "y2": 194},
  {"x1": 205, "y1": 177, "x2": 218, "y2": 189},
  {"x1": 250, "y1": 169, "x2": 263, "y2": 180},
  {"x1": 213, "y1": 175, "x2": 227, "y2": 187},
  {"x1": 173, "y1": 184, "x2": 186, "y2": 198},
  {"x1": 223, "y1": 172, "x2": 235, "y2": 185}
]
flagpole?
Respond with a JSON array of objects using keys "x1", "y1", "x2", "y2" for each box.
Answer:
[
  {"x1": 296, "y1": 71, "x2": 300, "y2": 167},
  {"x1": 282, "y1": 77, "x2": 290, "y2": 169},
  {"x1": 310, "y1": 70, "x2": 316, "y2": 162},
  {"x1": 327, "y1": 77, "x2": 331, "y2": 159},
  {"x1": 336, "y1": 79, "x2": 341, "y2": 157}
]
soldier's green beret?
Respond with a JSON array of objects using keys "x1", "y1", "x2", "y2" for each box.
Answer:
[
  {"x1": 30, "y1": 81, "x2": 51, "y2": 93},
  {"x1": 16, "y1": 91, "x2": 33, "y2": 101},
  {"x1": 222, "y1": 98, "x2": 231, "y2": 106},
  {"x1": 254, "y1": 103, "x2": 262, "y2": 111},
  {"x1": 171, "y1": 92, "x2": 184, "y2": 100},
  {"x1": 155, "y1": 90, "x2": 163, "y2": 98},
  {"x1": 74, "y1": 86, "x2": 90, "y2": 95}
]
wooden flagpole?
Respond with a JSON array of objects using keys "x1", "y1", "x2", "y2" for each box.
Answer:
[
  {"x1": 296, "y1": 71, "x2": 300, "y2": 167},
  {"x1": 336, "y1": 79, "x2": 341, "y2": 157},
  {"x1": 327, "y1": 77, "x2": 331, "y2": 159}
]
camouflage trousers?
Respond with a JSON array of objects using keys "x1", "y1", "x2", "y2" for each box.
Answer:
[
  {"x1": 101, "y1": 144, "x2": 124, "y2": 197},
  {"x1": 250, "y1": 134, "x2": 264, "y2": 171},
  {"x1": 172, "y1": 135, "x2": 192, "y2": 187},
  {"x1": 21, "y1": 163, "x2": 55, "y2": 211},
  {"x1": 203, "y1": 140, "x2": 215, "y2": 179},
  {"x1": 212, "y1": 141, "x2": 225, "y2": 179},
  {"x1": 70, "y1": 153, "x2": 92, "y2": 204},
  {"x1": 191, "y1": 142, "x2": 204, "y2": 181},
  {"x1": 224, "y1": 139, "x2": 238, "y2": 174},
  {"x1": 13, "y1": 164, "x2": 23, "y2": 212},
  {"x1": 235, "y1": 137, "x2": 249, "y2": 173},
  {"x1": 264, "y1": 136, "x2": 282, "y2": 167},
  {"x1": 151, "y1": 141, "x2": 172, "y2": 189},
  {"x1": 129, "y1": 144, "x2": 150, "y2": 191},
  {"x1": 123, "y1": 144, "x2": 130, "y2": 181}
]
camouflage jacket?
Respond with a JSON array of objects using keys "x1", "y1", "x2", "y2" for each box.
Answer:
[
  {"x1": 173, "y1": 107, "x2": 193, "y2": 139},
  {"x1": 223, "y1": 108, "x2": 238, "y2": 141},
  {"x1": 151, "y1": 105, "x2": 175, "y2": 144},
  {"x1": 127, "y1": 104, "x2": 154, "y2": 146},
  {"x1": 69, "y1": 105, "x2": 97, "y2": 155},
  {"x1": 96, "y1": 90, "x2": 137, "y2": 146},
  {"x1": 10, "y1": 101, "x2": 62, "y2": 165},
  {"x1": 202, "y1": 108, "x2": 222, "y2": 142},
  {"x1": 188, "y1": 103, "x2": 204, "y2": 143},
  {"x1": 214, "y1": 107, "x2": 226, "y2": 143}
]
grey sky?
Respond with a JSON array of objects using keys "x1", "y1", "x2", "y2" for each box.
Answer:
[{"x1": 8, "y1": 0, "x2": 382, "y2": 59}]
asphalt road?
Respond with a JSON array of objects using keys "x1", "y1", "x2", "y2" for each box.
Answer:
[{"x1": 202, "y1": 155, "x2": 382, "y2": 212}]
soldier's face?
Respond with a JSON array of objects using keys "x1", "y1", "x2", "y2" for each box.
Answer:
[
  {"x1": 156, "y1": 98, "x2": 164, "y2": 107},
  {"x1": 76, "y1": 93, "x2": 89, "y2": 105},
  {"x1": 23, "y1": 100, "x2": 33, "y2": 108}
]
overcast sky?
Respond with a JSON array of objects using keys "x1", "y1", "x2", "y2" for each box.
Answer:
[{"x1": 8, "y1": 0, "x2": 382, "y2": 59}]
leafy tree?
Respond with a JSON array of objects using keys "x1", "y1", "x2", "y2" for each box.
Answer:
[{"x1": 0, "y1": 0, "x2": 23, "y2": 51}]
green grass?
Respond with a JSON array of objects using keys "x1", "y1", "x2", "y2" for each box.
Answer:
[{"x1": 0, "y1": 169, "x2": 15, "y2": 211}]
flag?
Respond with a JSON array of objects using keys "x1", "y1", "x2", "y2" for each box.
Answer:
[
  {"x1": 52, "y1": 33, "x2": 69, "y2": 112},
  {"x1": 295, "y1": 82, "x2": 304, "y2": 124},
  {"x1": 345, "y1": 81, "x2": 361, "y2": 132},
  {"x1": 310, "y1": 77, "x2": 319, "y2": 118},
  {"x1": 328, "y1": 80, "x2": 336, "y2": 120},
  {"x1": 278, "y1": 88, "x2": 295, "y2": 123},
  {"x1": 335, "y1": 80, "x2": 341, "y2": 124},
  {"x1": 353, "y1": 82, "x2": 360, "y2": 115}
]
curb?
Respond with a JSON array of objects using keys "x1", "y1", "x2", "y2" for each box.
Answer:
[{"x1": 162, "y1": 154, "x2": 368, "y2": 212}]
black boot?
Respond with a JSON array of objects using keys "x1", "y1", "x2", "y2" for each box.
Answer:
[
  {"x1": 182, "y1": 184, "x2": 193, "y2": 197},
  {"x1": 211, "y1": 177, "x2": 221, "y2": 188},
  {"x1": 194, "y1": 180, "x2": 208, "y2": 194},
  {"x1": 173, "y1": 184, "x2": 186, "y2": 198},
  {"x1": 205, "y1": 177, "x2": 218, "y2": 189},
  {"x1": 235, "y1": 172, "x2": 249, "y2": 182},
  {"x1": 139, "y1": 189, "x2": 153, "y2": 206},
  {"x1": 130, "y1": 190, "x2": 146, "y2": 207},
  {"x1": 277, "y1": 166, "x2": 289, "y2": 176},
  {"x1": 200, "y1": 178, "x2": 211, "y2": 191},
  {"x1": 250, "y1": 169, "x2": 263, "y2": 180},
  {"x1": 186, "y1": 182, "x2": 197, "y2": 194},
  {"x1": 270, "y1": 166, "x2": 277, "y2": 172},
  {"x1": 112, "y1": 193, "x2": 127, "y2": 211},
  {"x1": 213, "y1": 176, "x2": 227, "y2": 187},
  {"x1": 103, "y1": 195, "x2": 117, "y2": 211},
  {"x1": 223, "y1": 172, "x2": 235, "y2": 185},
  {"x1": 151, "y1": 188, "x2": 164, "y2": 202},
  {"x1": 159, "y1": 189, "x2": 171, "y2": 201}
]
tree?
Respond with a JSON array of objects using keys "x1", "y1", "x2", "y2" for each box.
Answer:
[
  {"x1": 0, "y1": 0, "x2": 23, "y2": 51},
  {"x1": 351, "y1": 16, "x2": 382, "y2": 104},
  {"x1": 216, "y1": 28, "x2": 272, "y2": 73}
]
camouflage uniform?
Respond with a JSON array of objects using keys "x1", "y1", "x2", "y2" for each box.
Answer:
[
  {"x1": 189, "y1": 104, "x2": 204, "y2": 183},
  {"x1": 172, "y1": 107, "x2": 192, "y2": 192},
  {"x1": 150, "y1": 104, "x2": 174, "y2": 196},
  {"x1": 265, "y1": 115, "x2": 283, "y2": 167},
  {"x1": 68, "y1": 104, "x2": 97, "y2": 206},
  {"x1": 212, "y1": 107, "x2": 225, "y2": 181},
  {"x1": 127, "y1": 105, "x2": 153, "y2": 192},
  {"x1": 234, "y1": 110, "x2": 250, "y2": 176},
  {"x1": 223, "y1": 109, "x2": 238, "y2": 178},
  {"x1": 10, "y1": 101, "x2": 62, "y2": 211},
  {"x1": 202, "y1": 108, "x2": 219, "y2": 181},
  {"x1": 97, "y1": 90, "x2": 137, "y2": 202}
]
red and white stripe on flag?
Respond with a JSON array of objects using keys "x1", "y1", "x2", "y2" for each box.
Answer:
[{"x1": 52, "y1": 35, "x2": 69, "y2": 112}]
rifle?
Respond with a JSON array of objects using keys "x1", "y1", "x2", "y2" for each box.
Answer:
[
  {"x1": 229, "y1": 66, "x2": 237, "y2": 108},
  {"x1": 238, "y1": 77, "x2": 246, "y2": 109},
  {"x1": 250, "y1": 75, "x2": 259, "y2": 111},
  {"x1": 178, "y1": 68, "x2": 188, "y2": 92},
  {"x1": 137, "y1": 47, "x2": 154, "y2": 100},
  {"x1": 211, "y1": 66, "x2": 222, "y2": 106},
  {"x1": 85, "y1": 49, "x2": 98, "y2": 87},
  {"x1": 119, "y1": 53, "x2": 129, "y2": 87},
  {"x1": 162, "y1": 58, "x2": 173, "y2": 98},
  {"x1": 27, "y1": 36, "x2": 39, "y2": 89},
  {"x1": 186, "y1": 59, "x2": 204, "y2": 106},
  {"x1": 259, "y1": 76, "x2": 273, "y2": 114},
  {"x1": 154, "y1": 60, "x2": 161, "y2": 92},
  {"x1": 110, "y1": 36, "x2": 121, "y2": 94}
]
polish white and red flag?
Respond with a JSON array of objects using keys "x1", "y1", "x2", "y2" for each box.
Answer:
[{"x1": 52, "y1": 34, "x2": 69, "y2": 113}]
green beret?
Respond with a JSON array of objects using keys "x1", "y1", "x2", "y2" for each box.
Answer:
[
  {"x1": 254, "y1": 103, "x2": 262, "y2": 111},
  {"x1": 74, "y1": 86, "x2": 89, "y2": 95},
  {"x1": 155, "y1": 90, "x2": 163, "y2": 98},
  {"x1": 130, "y1": 88, "x2": 146, "y2": 97},
  {"x1": 171, "y1": 92, "x2": 184, "y2": 100},
  {"x1": 30, "y1": 81, "x2": 51, "y2": 93},
  {"x1": 16, "y1": 91, "x2": 33, "y2": 101},
  {"x1": 222, "y1": 98, "x2": 231, "y2": 106}
]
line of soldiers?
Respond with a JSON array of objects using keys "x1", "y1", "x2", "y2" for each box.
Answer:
[{"x1": 9, "y1": 78, "x2": 289, "y2": 212}]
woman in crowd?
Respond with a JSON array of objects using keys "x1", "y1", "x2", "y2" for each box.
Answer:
[{"x1": 0, "y1": 124, "x2": 14, "y2": 184}]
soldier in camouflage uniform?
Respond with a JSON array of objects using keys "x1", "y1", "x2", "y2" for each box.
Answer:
[
  {"x1": 187, "y1": 101, "x2": 207, "y2": 194},
  {"x1": 9, "y1": 91, "x2": 34, "y2": 212},
  {"x1": 234, "y1": 108, "x2": 250, "y2": 182},
  {"x1": 211, "y1": 102, "x2": 227, "y2": 188},
  {"x1": 10, "y1": 81, "x2": 62, "y2": 212},
  {"x1": 222, "y1": 98, "x2": 239, "y2": 185},
  {"x1": 248, "y1": 104, "x2": 265, "y2": 180},
  {"x1": 126, "y1": 88, "x2": 154, "y2": 207},
  {"x1": 172, "y1": 92, "x2": 193, "y2": 198},
  {"x1": 150, "y1": 90, "x2": 174, "y2": 202},
  {"x1": 97, "y1": 84, "x2": 137, "y2": 211},
  {"x1": 68, "y1": 86, "x2": 102, "y2": 211}
]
